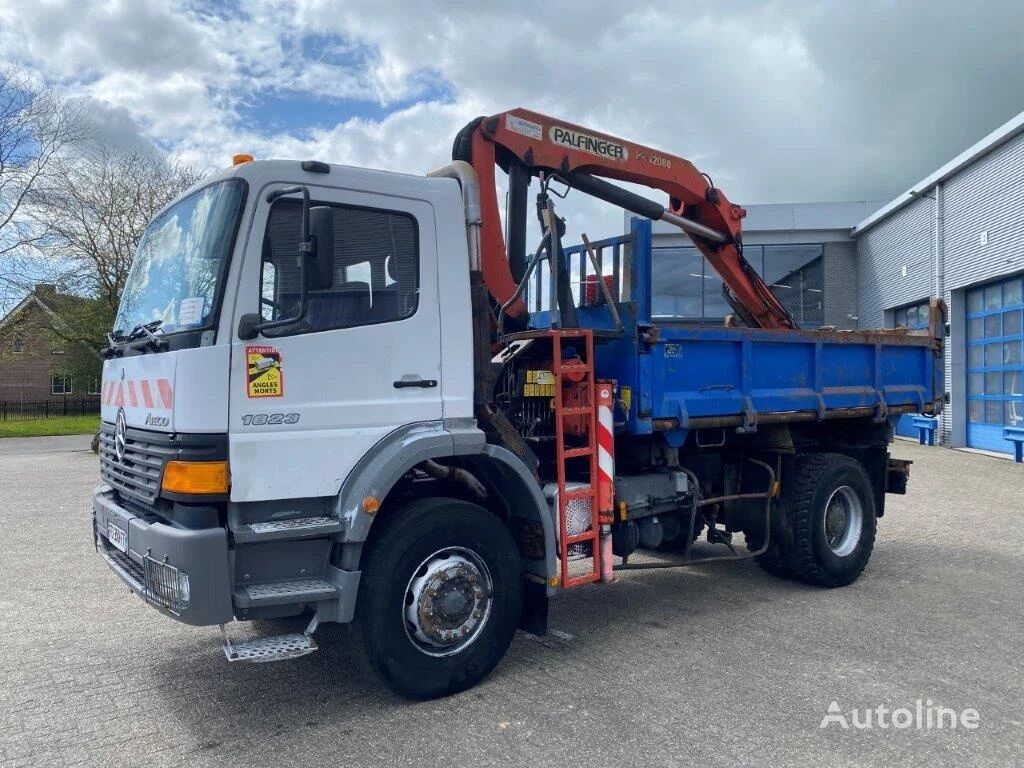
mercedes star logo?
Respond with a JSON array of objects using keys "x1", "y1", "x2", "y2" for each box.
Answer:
[{"x1": 114, "y1": 408, "x2": 127, "y2": 462}]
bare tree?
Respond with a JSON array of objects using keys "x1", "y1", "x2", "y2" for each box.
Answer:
[
  {"x1": 28, "y1": 147, "x2": 204, "y2": 371},
  {"x1": 0, "y1": 67, "x2": 86, "y2": 294},
  {"x1": 8, "y1": 143, "x2": 201, "y2": 452}
]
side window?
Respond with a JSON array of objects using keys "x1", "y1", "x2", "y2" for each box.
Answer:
[
  {"x1": 259, "y1": 198, "x2": 418, "y2": 334},
  {"x1": 892, "y1": 300, "x2": 930, "y2": 330}
]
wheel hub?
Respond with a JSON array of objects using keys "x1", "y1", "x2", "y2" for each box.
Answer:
[
  {"x1": 405, "y1": 548, "x2": 493, "y2": 656},
  {"x1": 825, "y1": 503, "x2": 849, "y2": 541},
  {"x1": 823, "y1": 485, "x2": 864, "y2": 557}
]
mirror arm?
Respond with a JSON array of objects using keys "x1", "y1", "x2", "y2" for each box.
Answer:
[{"x1": 239, "y1": 185, "x2": 314, "y2": 339}]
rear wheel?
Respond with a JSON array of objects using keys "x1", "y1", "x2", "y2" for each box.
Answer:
[
  {"x1": 745, "y1": 532, "x2": 791, "y2": 578},
  {"x1": 350, "y1": 497, "x2": 522, "y2": 699},
  {"x1": 784, "y1": 453, "x2": 877, "y2": 587}
]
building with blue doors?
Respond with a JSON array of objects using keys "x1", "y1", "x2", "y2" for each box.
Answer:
[
  {"x1": 853, "y1": 111, "x2": 1024, "y2": 454},
  {"x1": 644, "y1": 109, "x2": 1024, "y2": 456}
]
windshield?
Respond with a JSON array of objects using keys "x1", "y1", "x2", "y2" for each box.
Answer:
[{"x1": 114, "y1": 179, "x2": 246, "y2": 337}]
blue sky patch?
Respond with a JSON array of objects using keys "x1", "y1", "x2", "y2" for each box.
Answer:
[{"x1": 237, "y1": 76, "x2": 455, "y2": 137}]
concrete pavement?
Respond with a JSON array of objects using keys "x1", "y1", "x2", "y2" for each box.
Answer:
[
  {"x1": 0, "y1": 440, "x2": 1021, "y2": 767},
  {"x1": 0, "y1": 433, "x2": 94, "y2": 457}
]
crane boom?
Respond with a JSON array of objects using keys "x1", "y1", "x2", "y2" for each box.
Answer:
[{"x1": 453, "y1": 108, "x2": 798, "y2": 331}]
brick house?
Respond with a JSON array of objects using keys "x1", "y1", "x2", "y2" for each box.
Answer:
[{"x1": 0, "y1": 284, "x2": 99, "y2": 402}]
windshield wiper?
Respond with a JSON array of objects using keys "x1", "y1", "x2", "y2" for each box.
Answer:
[
  {"x1": 127, "y1": 320, "x2": 169, "y2": 352},
  {"x1": 101, "y1": 330, "x2": 128, "y2": 358},
  {"x1": 127, "y1": 319, "x2": 166, "y2": 343},
  {"x1": 101, "y1": 320, "x2": 167, "y2": 358}
]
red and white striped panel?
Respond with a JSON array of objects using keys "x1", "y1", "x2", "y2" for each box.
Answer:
[
  {"x1": 102, "y1": 379, "x2": 174, "y2": 409},
  {"x1": 595, "y1": 381, "x2": 615, "y2": 523}
]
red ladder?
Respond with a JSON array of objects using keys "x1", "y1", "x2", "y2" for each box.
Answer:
[{"x1": 550, "y1": 329, "x2": 601, "y2": 588}]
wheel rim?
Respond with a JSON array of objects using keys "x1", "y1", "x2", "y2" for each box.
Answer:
[
  {"x1": 404, "y1": 547, "x2": 493, "y2": 657},
  {"x1": 823, "y1": 485, "x2": 864, "y2": 557}
]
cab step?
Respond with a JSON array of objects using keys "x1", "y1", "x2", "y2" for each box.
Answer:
[
  {"x1": 223, "y1": 632, "x2": 317, "y2": 663},
  {"x1": 233, "y1": 578, "x2": 338, "y2": 608},
  {"x1": 231, "y1": 515, "x2": 344, "y2": 544},
  {"x1": 221, "y1": 619, "x2": 318, "y2": 663}
]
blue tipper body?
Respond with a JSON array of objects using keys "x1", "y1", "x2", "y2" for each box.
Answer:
[{"x1": 532, "y1": 218, "x2": 943, "y2": 447}]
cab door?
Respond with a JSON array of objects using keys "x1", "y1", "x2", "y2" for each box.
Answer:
[{"x1": 228, "y1": 177, "x2": 442, "y2": 502}]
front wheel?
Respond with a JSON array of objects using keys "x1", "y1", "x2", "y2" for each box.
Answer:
[{"x1": 349, "y1": 497, "x2": 523, "y2": 699}]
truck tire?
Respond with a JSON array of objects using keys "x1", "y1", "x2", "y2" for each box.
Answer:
[
  {"x1": 744, "y1": 533, "x2": 791, "y2": 579},
  {"x1": 784, "y1": 453, "x2": 877, "y2": 588},
  {"x1": 349, "y1": 497, "x2": 523, "y2": 699}
]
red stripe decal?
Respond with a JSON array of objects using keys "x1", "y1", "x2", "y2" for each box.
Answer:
[
  {"x1": 127, "y1": 380, "x2": 138, "y2": 407},
  {"x1": 140, "y1": 379, "x2": 154, "y2": 408},
  {"x1": 114, "y1": 383, "x2": 124, "y2": 408},
  {"x1": 156, "y1": 379, "x2": 174, "y2": 409}
]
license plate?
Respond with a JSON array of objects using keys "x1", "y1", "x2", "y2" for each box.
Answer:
[{"x1": 107, "y1": 521, "x2": 127, "y2": 553}]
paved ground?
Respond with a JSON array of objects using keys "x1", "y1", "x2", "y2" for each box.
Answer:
[
  {"x1": 0, "y1": 433, "x2": 92, "y2": 457},
  {"x1": 1, "y1": 437, "x2": 1021, "y2": 767}
]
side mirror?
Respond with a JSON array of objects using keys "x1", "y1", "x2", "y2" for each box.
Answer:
[{"x1": 238, "y1": 312, "x2": 262, "y2": 340}]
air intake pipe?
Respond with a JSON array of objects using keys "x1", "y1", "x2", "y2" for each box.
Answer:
[
  {"x1": 428, "y1": 160, "x2": 482, "y2": 271},
  {"x1": 427, "y1": 161, "x2": 490, "y2": 406}
]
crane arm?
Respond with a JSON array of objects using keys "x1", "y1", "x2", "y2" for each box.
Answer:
[{"x1": 452, "y1": 108, "x2": 797, "y2": 331}]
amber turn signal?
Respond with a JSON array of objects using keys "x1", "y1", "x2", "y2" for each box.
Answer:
[{"x1": 162, "y1": 461, "x2": 229, "y2": 494}]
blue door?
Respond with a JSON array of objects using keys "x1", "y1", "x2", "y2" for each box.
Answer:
[
  {"x1": 893, "y1": 302, "x2": 931, "y2": 439},
  {"x1": 966, "y1": 275, "x2": 1024, "y2": 453}
]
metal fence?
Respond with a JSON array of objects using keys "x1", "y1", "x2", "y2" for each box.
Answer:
[{"x1": 0, "y1": 397, "x2": 102, "y2": 421}]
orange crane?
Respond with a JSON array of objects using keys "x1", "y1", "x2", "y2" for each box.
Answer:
[{"x1": 453, "y1": 107, "x2": 798, "y2": 331}]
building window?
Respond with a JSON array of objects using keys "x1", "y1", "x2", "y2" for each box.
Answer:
[
  {"x1": 12, "y1": 333, "x2": 25, "y2": 353},
  {"x1": 88, "y1": 378, "x2": 101, "y2": 395},
  {"x1": 651, "y1": 246, "x2": 704, "y2": 319},
  {"x1": 51, "y1": 375, "x2": 73, "y2": 395},
  {"x1": 892, "y1": 300, "x2": 930, "y2": 330},
  {"x1": 762, "y1": 244, "x2": 824, "y2": 328},
  {"x1": 651, "y1": 243, "x2": 824, "y2": 327}
]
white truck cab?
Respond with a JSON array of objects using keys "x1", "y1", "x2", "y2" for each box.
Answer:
[
  {"x1": 93, "y1": 159, "x2": 550, "y2": 697},
  {"x1": 102, "y1": 160, "x2": 474, "y2": 486}
]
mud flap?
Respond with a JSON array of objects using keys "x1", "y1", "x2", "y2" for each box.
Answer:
[{"x1": 519, "y1": 579, "x2": 548, "y2": 636}]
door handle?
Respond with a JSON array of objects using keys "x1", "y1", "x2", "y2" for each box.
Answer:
[{"x1": 393, "y1": 379, "x2": 438, "y2": 389}]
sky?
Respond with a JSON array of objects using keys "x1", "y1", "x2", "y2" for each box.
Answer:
[{"x1": 1, "y1": 0, "x2": 1023, "y2": 276}]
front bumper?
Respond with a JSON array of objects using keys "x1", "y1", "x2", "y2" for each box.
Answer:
[{"x1": 92, "y1": 484, "x2": 233, "y2": 626}]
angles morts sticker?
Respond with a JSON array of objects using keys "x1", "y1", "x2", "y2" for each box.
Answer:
[{"x1": 246, "y1": 345, "x2": 283, "y2": 398}]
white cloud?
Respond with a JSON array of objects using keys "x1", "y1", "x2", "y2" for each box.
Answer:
[{"x1": 1, "y1": 0, "x2": 1022, "y2": 248}]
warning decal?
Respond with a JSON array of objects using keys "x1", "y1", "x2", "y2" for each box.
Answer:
[
  {"x1": 620, "y1": 386, "x2": 632, "y2": 412},
  {"x1": 246, "y1": 345, "x2": 283, "y2": 398}
]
